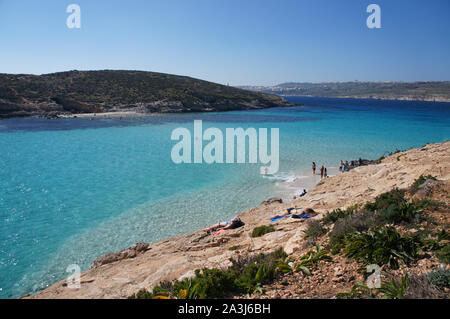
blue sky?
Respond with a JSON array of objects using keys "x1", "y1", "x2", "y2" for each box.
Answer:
[{"x1": 0, "y1": 0, "x2": 449, "y2": 85}]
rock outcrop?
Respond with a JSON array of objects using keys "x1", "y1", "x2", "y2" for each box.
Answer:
[
  {"x1": 91, "y1": 243, "x2": 151, "y2": 269},
  {"x1": 261, "y1": 197, "x2": 283, "y2": 205}
]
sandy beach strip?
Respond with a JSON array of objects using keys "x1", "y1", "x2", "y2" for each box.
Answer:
[
  {"x1": 274, "y1": 166, "x2": 341, "y2": 201},
  {"x1": 59, "y1": 111, "x2": 159, "y2": 119}
]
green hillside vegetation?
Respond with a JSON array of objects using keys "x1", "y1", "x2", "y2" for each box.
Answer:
[{"x1": 0, "y1": 70, "x2": 291, "y2": 118}]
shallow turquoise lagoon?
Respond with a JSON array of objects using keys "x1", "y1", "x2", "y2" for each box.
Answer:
[{"x1": 0, "y1": 97, "x2": 449, "y2": 298}]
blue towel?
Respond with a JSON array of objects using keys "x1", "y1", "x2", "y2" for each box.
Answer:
[
  {"x1": 270, "y1": 215, "x2": 289, "y2": 223},
  {"x1": 291, "y1": 214, "x2": 310, "y2": 219}
]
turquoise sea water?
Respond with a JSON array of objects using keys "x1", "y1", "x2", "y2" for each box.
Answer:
[{"x1": 0, "y1": 97, "x2": 449, "y2": 298}]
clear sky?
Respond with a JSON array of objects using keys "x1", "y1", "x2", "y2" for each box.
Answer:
[{"x1": 0, "y1": 0, "x2": 449, "y2": 85}]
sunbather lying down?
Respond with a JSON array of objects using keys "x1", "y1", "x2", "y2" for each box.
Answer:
[
  {"x1": 270, "y1": 208, "x2": 318, "y2": 222},
  {"x1": 203, "y1": 217, "x2": 245, "y2": 234},
  {"x1": 270, "y1": 210, "x2": 292, "y2": 220}
]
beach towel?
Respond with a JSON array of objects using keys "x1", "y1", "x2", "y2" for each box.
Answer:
[
  {"x1": 270, "y1": 215, "x2": 289, "y2": 223},
  {"x1": 291, "y1": 213, "x2": 310, "y2": 219}
]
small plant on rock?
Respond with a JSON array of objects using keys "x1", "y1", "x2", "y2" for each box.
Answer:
[
  {"x1": 295, "y1": 245, "x2": 332, "y2": 276},
  {"x1": 379, "y1": 274, "x2": 409, "y2": 299},
  {"x1": 251, "y1": 225, "x2": 275, "y2": 238},
  {"x1": 425, "y1": 269, "x2": 450, "y2": 290}
]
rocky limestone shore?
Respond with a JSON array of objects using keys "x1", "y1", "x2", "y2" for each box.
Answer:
[{"x1": 27, "y1": 141, "x2": 450, "y2": 299}]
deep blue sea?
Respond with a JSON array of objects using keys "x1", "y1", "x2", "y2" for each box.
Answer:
[{"x1": 0, "y1": 97, "x2": 449, "y2": 298}]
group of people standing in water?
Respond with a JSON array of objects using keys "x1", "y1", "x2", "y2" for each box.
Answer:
[
  {"x1": 312, "y1": 157, "x2": 365, "y2": 178},
  {"x1": 339, "y1": 158, "x2": 363, "y2": 172},
  {"x1": 312, "y1": 162, "x2": 328, "y2": 178}
]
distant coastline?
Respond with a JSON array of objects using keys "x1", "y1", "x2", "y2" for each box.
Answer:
[
  {"x1": 278, "y1": 94, "x2": 450, "y2": 103},
  {"x1": 239, "y1": 81, "x2": 450, "y2": 103}
]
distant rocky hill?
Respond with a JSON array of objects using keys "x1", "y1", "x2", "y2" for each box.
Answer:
[
  {"x1": 0, "y1": 70, "x2": 292, "y2": 118},
  {"x1": 240, "y1": 81, "x2": 450, "y2": 102}
]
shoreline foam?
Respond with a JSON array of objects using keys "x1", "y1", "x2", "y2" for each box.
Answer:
[{"x1": 273, "y1": 166, "x2": 341, "y2": 202}]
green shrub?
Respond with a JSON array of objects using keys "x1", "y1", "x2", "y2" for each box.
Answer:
[
  {"x1": 251, "y1": 225, "x2": 275, "y2": 237},
  {"x1": 425, "y1": 269, "x2": 450, "y2": 289},
  {"x1": 376, "y1": 156, "x2": 385, "y2": 164},
  {"x1": 335, "y1": 283, "x2": 373, "y2": 299},
  {"x1": 435, "y1": 244, "x2": 450, "y2": 264},
  {"x1": 184, "y1": 268, "x2": 236, "y2": 298},
  {"x1": 129, "y1": 248, "x2": 289, "y2": 299},
  {"x1": 364, "y1": 189, "x2": 425, "y2": 225},
  {"x1": 418, "y1": 229, "x2": 449, "y2": 252},
  {"x1": 365, "y1": 188, "x2": 406, "y2": 212},
  {"x1": 328, "y1": 211, "x2": 375, "y2": 253},
  {"x1": 128, "y1": 289, "x2": 154, "y2": 299},
  {"x1": 295, "y1": 246, "x2": 332, "y2": 275},
  {"x1": 343, "y1": 226, "x2": 419, "y2": 269},
  {"x1": 379, "y1": 274, "x2": 409, "y2": 299},
  {"x1": 235, "y1": 263, "x2": 273, "y2": 293},
  {"x1": 410, "y1": 175, "x2": 437, "y2": 194},
  {"x1": 304, "y1": 220, "x2": 327, "y2": 240},
  {"x1": 416, "y1": 229, "x2": 450, "y2": 264},
  {"x1": 323, "y1": 205, "x2": 358, "y2": 224},
  {"x1": 375, "y1": 200, "x2": 424, "y2": 225},
  {"x1": 414, "y1": 199, "x2": 446, "y2": 210},
  {"x1": 336, "y1": 273, "x2": 445, "y2": 299},
  {"x1": 404, "y1": 274, "x2": 444, "y2": 299}
]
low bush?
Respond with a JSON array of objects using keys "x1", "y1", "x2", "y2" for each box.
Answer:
[
  {"x1": 304, "y1": 220, "x2": 327, "y2": 241},
  {"x1": 322, "y1": 205, "x2": 358, "y2": 224},
  {"x1": 375, "y1": 201, "x2": 424, "y2": 225},
  {"x1": 425, "y1": 269, "x2": 450, "y2": 289},
  {"x1": 403, "y1": 274, "x2": 444, "y2": 299},
  {"x1": 379, "y1": 274, "x2": 409, "y2": 299},
  {"x1": 363, "y1": 189, "x2": 425, "y2": 225},
  {"x1": 435, "y1": 244, "x2": 450, "y2": 264},
  {"x1": 251, "y1": 225, "x2": 275, "y2": 238},
  {"x1": 365, "y1": 188, "x2": 406, "y2": 212},
  {"x1": 417, "y1": 229, "x2": 449, "y2": 252},
  {"x1": 335, "y1": 283, "x2": 373, "y2": 299},
  {"x1": 414, "y1": 199, "x2": 446, "y2": 210},
  {"x1": 129, "y1": 248, "x2": 289, "y2": 299},
  {"x1": 295, "y1": 246, "x2": 332, "y2": 275},
  {"x1": 376, "y1": 156, "x2": 385, "y2": 164},
  {"x1": 343, "y1": 226, "x2": 419, "y2": 269},
  {"x1": 328, "y1": 211, "x2": 375, "y2": 253},
  {"x1": 410, "y1": 175, "x2": 437, "y2": 194},
  {"x1": 130, "y1": 289, "x2": 155, "y2": 299},
  {"x1": 415, "y1": 229, "x2": 450, "y2": 263},
  {"x1": 337, "y1": 273, "x2": 444, "y2": 299}
]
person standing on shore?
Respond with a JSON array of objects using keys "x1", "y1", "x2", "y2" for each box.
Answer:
[
  {"x1": 339, "y1": 160, "x2": 344, "y2": 171},
  {"x1": 324, "y1": 167, "x2": 328, "y2": 178},
  {"x1": 312, "y1": 162, "x2": 316, "y2": 175},
  {"x1": 320, "y1": 166, "x2": 324, "y2": 178}
]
